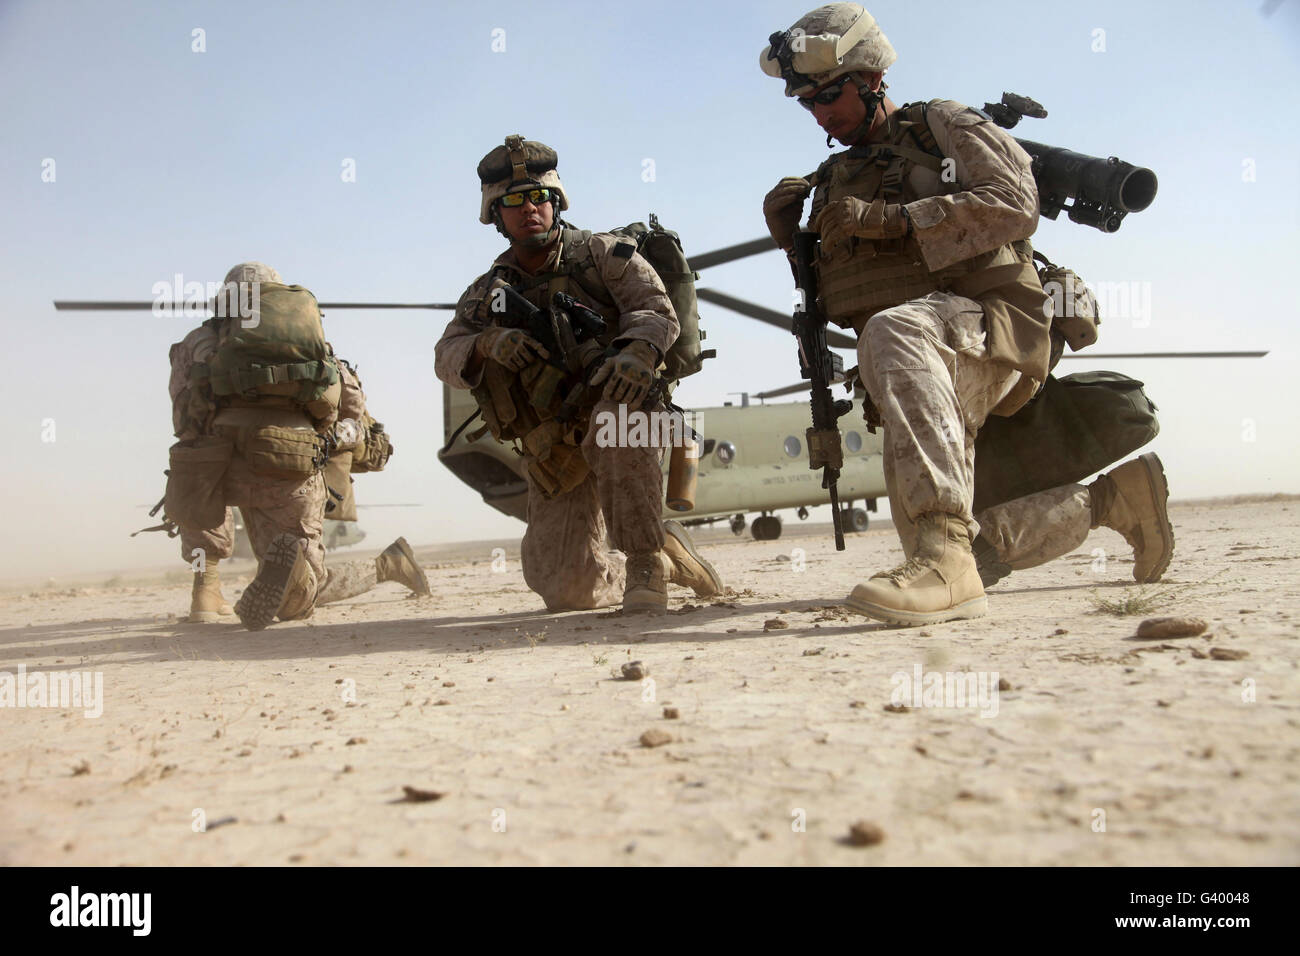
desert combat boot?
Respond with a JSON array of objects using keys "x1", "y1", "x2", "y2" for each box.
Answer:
[
  {"x1": 1088, "y1": 452, "x2": 1174, "y2": 582},
  {"x1": 235, "y1": 533, "x2": 312, "y2": 631},
  {"x1": 375, "y1": 537, "x2": 431, "y2": 595},
  {"x1": 662, "y1": 520, "x2": 724, "y2": 597},
  {"x1": 188, "y1": 561, "x2": 234, "y2": 623},
  {"x1": 623, "y1": 550, "x2": 669, "y2": 614},
  {"x1": 847, "y1": 513, "x2": 988, "y2": 626}
]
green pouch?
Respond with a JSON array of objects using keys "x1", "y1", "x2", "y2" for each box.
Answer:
[
  {"x1": 164, "y1": 436, "x2": 233, "y2": 529},
  {"x1": 973, "y1": 371, "x2": 1159, "y2": 513},
  {"x1": 245, "y1": 425, "x2": 323, "y2": 479}
]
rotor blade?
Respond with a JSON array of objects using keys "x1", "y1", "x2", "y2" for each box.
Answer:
[
  {"x1": 54, "y1": 301, "x2": 457, "y2": 311},
  {"x1": 1059, "y1": 351, "x2": 1269, "y2": 359},
  {"x1": 688, "y1": 237, "x2": 778, "y2": 272},
  {"x1": 696, "y1": 288, "x2": 857, "y2": 349},
  {"x1": 753, "y1": 376, "x2": 850, "y2": 400}
]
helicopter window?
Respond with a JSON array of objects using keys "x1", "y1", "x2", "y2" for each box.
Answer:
[
  {"x1": 845, "y1": 430, "x2": 862, "y2": 453},
  {"x1": 716, "y1": 441, "x2": 736, "y2": 464},
  {"x1": 783, "y1": 436, "x2": 801, "y2": 458}
]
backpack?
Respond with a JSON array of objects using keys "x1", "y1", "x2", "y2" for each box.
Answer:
[
  {"x1": 606, "y1": 215, "x2": 715, "y2": 383},
  {"x1": 202, "y1": 283, "x2": 341, "y2": 416},
  {"x1": 972, "y1": 371, "x2": 1160, "y2": 513},
  {"x1": 550, "y1": 216, "x2": 713, "y2": 385}
]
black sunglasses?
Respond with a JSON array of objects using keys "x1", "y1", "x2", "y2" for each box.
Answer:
[{"x1": 798, "y1": 74, "x2": 854, "y2": 111}]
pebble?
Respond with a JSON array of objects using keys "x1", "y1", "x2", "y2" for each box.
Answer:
[
  {"x1": 663, "y1": 707, "x2": 680, "y2": 719},
  {"x1": 847, "y1": 820, "x2": 885, "y2": 846},
  {"x1": 998, "y1": 678, "x2": 1012, "y2": 691},
  {"x1": 621, "y1": 661, "x2": 649, "y2": 680},
  {"x1": 640, "y1": 729, "x2": 672, "y2": 748},
  {"x1": 801, "y1": 647, "x2": 825, "y2": 656},
  {"x1": 883, "y1": 703, "x2": 909, "y2": 713},
  {"x1": 1209, "y1": 647, "x2": 1249, "y2": 661},
  {"x1": 764, "y1": 618, "x2": 789, "y2": 631},
  {"x1": 1136, "y1": 617, "x2": 1207, "y2": 640}
]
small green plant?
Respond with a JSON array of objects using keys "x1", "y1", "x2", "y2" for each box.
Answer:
[{"x1": 592, "y1": 653, "x2": 608, "y2": 666}]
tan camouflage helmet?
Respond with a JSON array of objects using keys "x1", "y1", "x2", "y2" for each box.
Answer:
[
  {"x1": 221, "y1": 261, "x2": 282, "y2": 286},
  {"x1": 211, "y1": 261, "x2": 281, "y2": 315},
  {"x1": 477, "y1": 135, "x2": 569, "y2": 225},
  {"x1": 760, "y1": 3, "x2": 896, "y2": 97}
]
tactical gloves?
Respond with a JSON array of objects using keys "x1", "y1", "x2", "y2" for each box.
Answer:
[
  {"x1": 590, "y1": 340, "x2": 659, "y2": 408},
  {"x1": 813, "y1": 197, "x2": 910, "y2": 250},
  {"x1": 476, "y1": 327, "x2": 549, "y2": 372},
  {"x1": 763, "y1": 177, "x2": 812, "y2": 253}
]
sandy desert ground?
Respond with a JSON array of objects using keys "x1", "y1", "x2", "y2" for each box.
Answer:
[{"x1": 1, "y1": 497, "x2": 1297, "y2": 866}]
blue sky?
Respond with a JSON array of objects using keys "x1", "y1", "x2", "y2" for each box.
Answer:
[{"x1": 2, "y1": 0, "x2": 1298, "y2": 581}]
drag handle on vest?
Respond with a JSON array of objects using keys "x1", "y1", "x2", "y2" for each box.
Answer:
[
  {"x1": 666, "y1": 424, "x2": 700, "y2": 512},
  {"x1": 792, "y1": 229, "x2": 849, "y2": 551}
]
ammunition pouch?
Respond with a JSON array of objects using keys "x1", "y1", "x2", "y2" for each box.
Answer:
[
  {"x1": 245, "y1": 425, "x2": 325, "y2": 479},
  {"x1": 1035, "y1": 252, "x2": 1100, "y2": 353},
  {"x1": 524, "y1": 432, "x2": 590, "y2": 499},
  {"x1": 164, "y1": 436, "x2": 233, "y2": 529},
  {"x1": 520, "y1": 359, "x2": 569, "y2": 412},
  {"x1": 973, "y1": 371, "x2": 1159, "y2": 513}
]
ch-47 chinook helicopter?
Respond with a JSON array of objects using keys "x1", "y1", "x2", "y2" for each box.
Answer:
[{"x1": 61, "y1": 96, "x2": 1267, "y2": 545}]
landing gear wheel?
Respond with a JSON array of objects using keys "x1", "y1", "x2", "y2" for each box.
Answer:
[
  {"x1": 845, "y1": 507, "x2": 869, "y2": 533},
  {"x1": 752, "y1": 515, "x2": 783, "y2": 541},
  {"x1": 729, "y1": 514, "x2": 747, "y2": 536}
]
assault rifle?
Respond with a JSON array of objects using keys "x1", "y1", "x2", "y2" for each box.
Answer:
[
  {"x1": 497, "y1": 286, "x2": 617, "y2": 423},
  {"x1": 792, "y1": 229, "x2": 853, "y2": 551},
  {"x1": 983, "y1": 92, "x2": 1159, "y2": 233}
]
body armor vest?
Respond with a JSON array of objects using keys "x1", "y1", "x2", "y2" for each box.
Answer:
[
  {"x1": 809, "y1": 102, "x2": 1053, "y2": 413},
  {"x1": 809, "y1": 103, "x2": 989, "y2": 328}
]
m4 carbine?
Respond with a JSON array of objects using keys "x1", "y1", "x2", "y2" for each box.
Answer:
[
  {"x1": 498, "y1": 285, "x2": 614, "y2": 422},
  {"x1": 792, "y1": 229, "x2": 853, "y2": 551}
]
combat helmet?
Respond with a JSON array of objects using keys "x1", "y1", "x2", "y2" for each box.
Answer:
[
  {"x1": 760, "y1": 3, "x2": 895, "y2": 97},
  {"x1": 477, "y1": 135, "x2": 569, "y2": 246},
  {"x1": 211, "y1": 261, "x2": 281, "y2": 317}
]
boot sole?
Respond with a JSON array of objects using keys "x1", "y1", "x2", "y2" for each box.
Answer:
[
  {"x1": 663, "y1": 520, "x2": 723, "y2": 597},
  {"x1": 1135, "y1": 452, "x2": 1175, "y2": 583},
  {"x1": 234, "y1": 534, "x2": 301, "y2": 631},
  {"x1": 845, "y1": 589, "x2": 988, "y2": 627}
]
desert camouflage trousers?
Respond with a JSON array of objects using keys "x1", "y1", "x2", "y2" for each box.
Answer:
[
  {"x1": 178, "y1": 424, "x2": 329, "y2": 605},
  {"x1": 859, "y1": 292, "x2": 1094, "y2": 569},
  {"x1": 520, "y1": 399, "x2": 666, "y2": 611},
  {"x1": 977, "y1": 484, "x2": 1092, "y2": 569}
]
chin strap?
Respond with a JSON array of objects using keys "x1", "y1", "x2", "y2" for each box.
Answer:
[{"x1": 839, "y1": 78, "x2": 888, "y2": 147}]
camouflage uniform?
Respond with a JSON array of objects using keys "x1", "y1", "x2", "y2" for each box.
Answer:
[
  {"x1": 169, "y1": 301, "x2": 425, "y2": 624},
  {"x1": 831, "y1": 99, "x2": 1044, "y2": 546},
  {"x1": 436, "y1": 228, "x2": 679, "y2": 611},
  {"x1": 168, "y1": 320, "x2": 330, "y2": 593}
]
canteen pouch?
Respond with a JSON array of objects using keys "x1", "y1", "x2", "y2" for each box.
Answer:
[{"x1": 164, "y1": 436, "x2": 233, "y2": 529}]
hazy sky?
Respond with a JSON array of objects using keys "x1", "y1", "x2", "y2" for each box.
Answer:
[{"x1": 2, "y1": 0, "x2": 1298, "y2": 583}]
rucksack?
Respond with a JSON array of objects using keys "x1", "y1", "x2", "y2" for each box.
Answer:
[
  {"x1": 202, "y1": 283, "x2": 341, "y2": 414},
  {"x1": 552, "y1": 216, "x2": 713, "y2": 385},
  {"x1": 606, "y1": 215, "x2": 715, "y2": 383},
  {"x1": 973, "y1": 371, "x2": 1160, "y2": 513}
]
